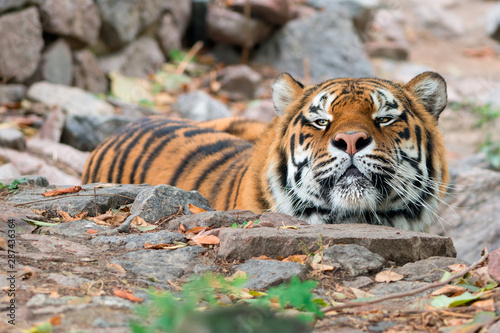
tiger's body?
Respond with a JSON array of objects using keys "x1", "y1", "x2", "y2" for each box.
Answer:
[{"x1": 82, "y1": 72, "x2": 448, "y2": 231}]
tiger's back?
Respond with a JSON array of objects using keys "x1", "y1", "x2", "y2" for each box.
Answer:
[{"x1": 82, "y1": 116, "x2": 264, "y2": 210}]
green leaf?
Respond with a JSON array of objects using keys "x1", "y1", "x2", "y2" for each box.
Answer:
[
  {"x1": 21, "y1": 218, "x2": 59, "y2": 227},
  {"x1": 109, "y1": 71, "x2": 154, "y2": 105},
  {"x1": 312, "y1": 298, "x2": 328, "y2": 307},
  {"x1": 136, "y1": 225, "x2": 158, "y2": 232},
  {"x1": 430, "y1": 292, "x2": 480, "y2": 308},
  {"x1": 439, "y1": 271, "x2": 452, "y2": 282}
]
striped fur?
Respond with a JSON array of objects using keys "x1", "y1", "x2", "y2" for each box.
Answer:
[{"x1": 82, "y1": 72, "x2": 449, "y2": 231}]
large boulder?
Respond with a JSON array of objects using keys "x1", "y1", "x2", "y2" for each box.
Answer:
[
  {"x1": 0, "y1": 7, "x2": 44, "y2": 82},
  {"x1": 173, "y1": 91, "x2": 232, "y2": 121},
  {"x1": 30, "y1": 39, "x2": 73, "y2": 86},
  {"x1": 253, "y1": 10, "x2": 373, "y2": 82},
  {"x1": 72, "y1": 49, "x2": 108, "y2": 94}
]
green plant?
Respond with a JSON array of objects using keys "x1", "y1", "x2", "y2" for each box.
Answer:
[
  {"x1": 470, "y1": 102, "x2": 500, "y2": 128},
  {"x1": 481, "y1": 135, "x2": 500, "y2": 169},
  {"x1": 230, "y1": 219, "x2": 260, "y2": 228},
  {"x1": 0, "y1": 177, "x2": 26, "y2": 193}
]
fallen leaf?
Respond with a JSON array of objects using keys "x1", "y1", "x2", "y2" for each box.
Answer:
[
  {"x1": 144, "y1": 242, "x2": 188, "y2": 250},
  {"x1": 106, "y1": 262, "x2": 126, "y2": 274},
  {"x1": 31, "y1": 209, "x2": 48, "y2": 216},
  {"x1": 0, "y1": 237, "x2": 7, "y2": 251},
  {"x1": 375, "y1": 270, "x2": 404, "y2": 283},
  {"x1": 430, "y1": 291, "x2": 480, "y2": 308},
  {"x1": 93, "y1": 183, "x2": 119, "y2": 188},
  {"x1": 278, "y1": 226, "x2": 298, "y2": 230},
  {"x1": 178, "y1": 223, "x2": 186, "y2": 234},
  {"x1": 251, "y1": 255, "x2": 274, "y2": 260},
  {"x1": 243, "y1": 220, "x2": 256, "y2": 229},
  {"x1": 190, "y1": 234, "x2": 220, "y2": 245},
  {"x1": 431, "y1": 285, "x2": 467, "y2": 296},
  {"x1": 49, "y1": 290, "x2": 60, "y2": 298},
  {"x1": 311, "y1": 262, "x2": 335, "y2": 272},
  {"x1": 87, "y1": 229, "x2": 98, "y2": 234},
  {"x1": 131, "y1": 216, "x2": 158, "y2": 232},
  {"x1": 282, "y1": 254, "x2": 308, "y2": 264},
  {"x1": 113, "y1": 289, "x2": 144, "y2": 303},
  {"x1": 350, "y1": 287, "x2": 375, "y2": 300},
  {"x1": 185, "y1": 226, "x2": 210, "y2": 239},
  {"x1": 67, "y1": 296, "x2": 92, "y2": 305},
  {"x1": 463, "y1": 46, "x2": 495, "y2": 58},
  {"x1": 42, "y1": 186, "x2": 82, "y2": 197},
  {"x1": 471, "y1": 298, "x2": 495, "y2": 311},
  {"x1": 49, "y1": 316, "x2": 61, "y2": 326},
  {"x1": 59, "y1": 210, "x2": 88, "y2": 223},
  {"x1": 109, "y1": 71, "x2": 154, "y2": 105},
  {"x1": 188, "y1": 203, "x2": 207, "y2": 214},
  {"x1": 448, "y1": 263, "x2": 467, "y2": 273},
  {"x1": 19, "y1": 267, "x2": 34, "y2": 280},
  {"x1": 227, "y1": 270, "x2": 247, "y2": 282}
]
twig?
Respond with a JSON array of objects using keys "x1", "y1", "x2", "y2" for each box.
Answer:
[
  {"x1": 322, "y1": 251, "x2": 490, "y2": 314},
  {"x1": 13, "y1": 193, "x2": 136, "y2": 207},
  {"x1": 176, "y1": 41, "x2": 204, "y2": 75}
]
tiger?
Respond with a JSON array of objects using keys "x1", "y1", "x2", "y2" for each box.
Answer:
[{"x1": 82, "y1": 71, "x2": 448, "y2": 232}]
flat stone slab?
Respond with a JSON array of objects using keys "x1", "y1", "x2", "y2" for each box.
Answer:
[
  {"x1": 234, "y1": 259, "x2": 308, "y2": 290},
  {"x1": 218, "y1": 224, "x2": 456, "y2": 265}
]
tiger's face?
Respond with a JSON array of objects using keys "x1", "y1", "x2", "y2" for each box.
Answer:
[{"x1": 267, "y1": 72, "x2": 448, "y2": 231}]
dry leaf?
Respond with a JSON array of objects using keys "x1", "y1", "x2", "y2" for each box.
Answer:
[
  {"x1": 282, "y1": 255, "x2": 308, "y2": 264},
  {"x1": 278, "y1": 226, "x2": 298, "y2": 230},
  {"x1": 463, "y1": 47, "x2": 495, "y2": 58},
  {"x1": 113, "y1": 289, "x2": 144, "y2": 303},
  {"x1": 49, "y1": 290, "x2": 60, "y2": 298},
  {"x1": 32, "y1": 208, "x2": 48, "y2": 216},
  {"x1": 350, "y1": 287, "x2": 375, "y2": 299},
  {"x1": 67, "y1": 296, "x2": 92, "y2": 305},
  {"x1": 375, "y1": 270, "x2": 404, "y2": 283},
  {"x1": 0, "y1": 237, "x2": 7, "y2": 251},
  {"x1": 144, "y1": 242, "x2": 187, "y2": 250},
  {"x1": 178, "y1": 223, "x2": 186, "y2": 234},
  {"x1": 87, "y1": 229, "x2": 98, "y2": 234},
  {"x1": 106, "y1": 262, "x2": 126, "y2": 274},
  {"x1": 190, "y1": 234, "x2": 220, "y2": 245},
  {"x1": 448, "y1": 264, "x2": 467, "y2": 273},
  {"x1": 42, "y1": 185, "x2": 82, "y2": 197},
  {"x1": 243, "y1": 220, "x2": 257, "y2": 229},
  {"x1": 59, "y1": 210, "x2": 88, "y2": 223},
  {"x1": 251, "y1": 255, "x2": 274, "y2": 260},
  {"x1": 471, "y1": 298, "x2": 495, "y2": 311},
  {"x1": 94, "y1": 183, "x2": 118, "y2": 188},
  {"x1": 431, "y1": 285, "x2": 467, "y2": 296},
  {"x1": 185, "y1": 226, "x2": 210, "y2": 239},
  {"x1": 49, "y1": 315, "x2": 62, "y2": 326},
  {"x1": 311, "y1": 262, "x2": 335, "y2": 272},
  {"x1": 19, "y1": 267, "x2": 34, "y2": 280},
  {"x1": 188, "y1": 203, "x2": 207, "y2": 214}
]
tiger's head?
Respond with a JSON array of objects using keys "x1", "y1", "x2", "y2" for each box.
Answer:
[{"x1": 263, "y1": 72, "x2": 448, "y2": 231}]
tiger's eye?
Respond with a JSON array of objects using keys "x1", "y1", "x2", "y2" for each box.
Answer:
[
  {"x1": 376, "y1": 116, "x2": 393, "y2": 124},
  {"x1": 315, "y1": 119, "x2": 329, "y2": 126}
]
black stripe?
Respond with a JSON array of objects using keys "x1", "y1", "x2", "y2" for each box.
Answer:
[
  {"x1": 169, "y1": 139, "x2": 236, "y2": 186},
  {"x1": 222, "y1": 154, "x2": 250, "y2": 210},
  {"x1": 232, "y1": 164, "x2": 249, "y2": 209},
  {"x1": 183, "y1": 128, "x2": 219, "y2": 137},
  {"x1": 88, "y1": 137, "x2": 117, "y2": 183}
]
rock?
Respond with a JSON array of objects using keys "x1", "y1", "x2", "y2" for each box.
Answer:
[
  {"x1": 31, "y1": 39, "x2": 73, "y2": 86},
  {"x1": 36, "y1": 0, "x2": 101, "y2": 45},
  {"x1": 0, "y1": 7, "x2": 44, "y2": 82},
  {"x1": 257, "y1": 212, "x2": 308, "y2": 228},
  {"x1": 412, "y1": 1, "x2": 464, "y2": 39},
  {"x1": 98, "y1": 37, "x2": 165, "y2": 78},
  {"x1": 173, "y1": 91, "x2": 232, "y2": 121},
  {"x1": 364, "y1": 41, "x2": 409, "y2": 60},
  {"x1": 162, "y1": 0, "x2": 192, "y2": 32},
  {"x1": 27, "y1": 81, "x2": 114, "y2": 116},
  {"x1": 0, "y1": 163, "x2": 20, "y2": 179},
  {"x1": 206, "y1": 6, "x2": 273, "y2": 47},
  {"x1": 342, "y1": 276, "x2": 373, "y2": 289},
  {"x1": 218, "y1": 224, "x2": 456, "y2": 265},
  {"x1": 157, "y1": 13, "x2": 183, "y2": 57},
  {"x1": 208, "y1": 43, "x2": 241, "y2": 65},
  {"x1": 322, "y1": 244, "x2": 386, "y2": 277},
  {"x1": 431, "y1": 168, "x2": 500, "y2": 263},
  {"x1": 129, "y1": 185, "x2": 211, "y2": 223},
  {"x1": 234, "y1": 259, "x2": 308, "y2": 290},
  {"x1": 37, "y1": 106, "x2": 65, "y2": 142},
  {"x1": 486, "y1": 3, "x2": 500, "y2": 42},
  {"x1": 112, "y1": 246, "x2": 204, "y2": 283},
  {"x1": 167, "y1": 211, "x2": 236, "y2": 230},
  {"x1": 45, "y1": 220, "x2": 113, "y2": 238},
  {"x1": 369, "y1": 281, "x2": 437, "y2": 306},
  {"x1": 290, "y1": 4, "x2": 317, "y2": 20},
  {"x1": 254, "y1": 10, "x2": 373, "y2": 82},
  {"x1": 0, "y1": 84, "x2": 26, "y2": 104},
  {"x1": 0, "y1": 148, "x2": 80, "y2": 185},
  {"x1": 91, "y1": 229, "x2": 185, "y2": 250},
  {"x1": 0, "y1": 128, "x2": 26, "y2": 151},
  {"x1": 229, "y1": 0, "x2": 291, "y2": 25},
  {"x1": 394, "y1": 256, "x2": 469, "y2": 282},
  {"x1": 48, "y1": 273, "x2": 91, "y2": 288},
  {"x1": 240, "y1": 99, "x2": 276, "y2": 122},
  {"x1": 27, "y1": 139, "x2": 90, "y2": 175},
  {"x1": 19, "y1": 233, "x2": 94, "y2": 257},
  {"x1": 0, "y1": 175, "x2": 49, "y2": 187},
  {"x1": 8, "y1": 183, "x2": 151, "y2": 216},
  {"x1": 218, "y1": 65, "x2": 262, "y2": 101},
  {"x1": 73, "y1": 49, "x2": 108, "y2": 94},
  {"x1": 0, "y1": 0, "x2": 28, "y2": 13},
  {"x1": 105, "y1": 97, "x2": 158, "y2": 117},
  {"x1": 488, "y1": 248, "x2": 500, "y2": 283},
  {"x1": 61, "y1": 114, "x2": 137, "y2": 152}
]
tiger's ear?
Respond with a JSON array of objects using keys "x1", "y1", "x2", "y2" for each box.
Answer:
[
  {"x1": 404, "y1": 72, "x2": 447, "y2": 120},
  {"x1": 272, "y1": 73, "x2": 305, "y2": 115}
]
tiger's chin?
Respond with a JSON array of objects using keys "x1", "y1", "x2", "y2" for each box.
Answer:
[{"x1": 329, "y1": 173, "x2": 379, "y2": 214}]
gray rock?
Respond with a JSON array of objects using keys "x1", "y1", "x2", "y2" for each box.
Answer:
[
  {"x1": 105, "y1": 97, "x2": 158, "y2": 117},
  {"x1": 234, "y1": 259, "x2": 308, "y2": 290},
  {"x1": 98, "y1": 36, "x2": 165, "y2": 78},
  {"x1": 0, "y1": 128, "x2": 26, "y2": 151},
  {"x1": 364, "y1": 41, "x2": 409, "y2": 60},
  {"x1": 27, "y1": 81, "x2": 114, "y2": 116},
  {"x1": 218, "y1": 224, "x2": 456, "y2": 265},
  {"x1": 230, "y1": 0, "x2": 291, "y2": 25},
  {"x1": 342, "y1": 276, "x2": 373, "y2": 289},
  {"x1": 486, "y1": 3, "x2": 500, "y2": 42},
  {"x1": 431, "y1": 167, "x2": 500, "y2": 263},
  {"x1": 208, "y1": 43, "x2": 241, "y2": 65},
  {"x1": 218, "y1": 65, "x2": 262, "y2": 101},
  {"x1": 27, "y1": 139, "x2": 90, "y2": 175},
  {"x1": 31, "y1": 39, "x2": 73, "y2": 86},
  {"x1": 369, "y1": 281, "x2": 437, "y2": 305},
  {"x1": 162, "y1": 0, "x2": 192, "y2": 33},
  {"x1": 112, "y1": 246, "x2": 204, "y2": 283},
  {"x1": 322, "y1": 244, "x2": 385, "y2": 277},
  {"x1": 0, "y1": 0, "x2": 28, "y2": 13},
  {"x1": 0, "y1": 163, "x2": 20, "y2": 179},
  {"x1": 61, "y1": 114, "x2": 137, "y2": 152},
  {"x1": 394, "y1": 256, "x2": 469, "y2": 282},
  {"x1": 91, "y1": 296, "x2": 135, "y2": 309},
  {"x1": 173, "y1": 91, "x2": 231, "y2": 121},
  {"x1": 0, "y1": 175, "x2": 49, "y2": 187},
  {"x1": 36, "y1": 0, "x2": 101, "y2": 45},
  {"x1": 45, "y1": 220, "x2": 113, "y2": 237},
  {"x1": 91, "y1": 230, "x2": 186, "y2": 250},
  {"x1": 8, "y1": 183, "x2": 151, "y2": 216},
  {"x1": 254, "y1": 10, "x2": 373, "y2": 83},
  {"x1": 73, "y1": 49, "x2": 108, "y2": 94},
  {"x1": 130, "y1": 185, "x2": 211, "y2": 223},
  {"x1": 0, "y1": 84, "x2": 26, "y2": 103},
  {"x1": 206, "y1": 6, "x2": 273, "y2": 47},
  {"x1": 241, "y1": 99, "x2": 276, "y2": 122},
  {"x1": 412, "y1": 1, "x2": 464, "y2": 39},
  {"x1": 48, "y1": 273, "x2": 91, "y2": 288},
  {"x1": 167, "y1": 211, "x2": 236, "y2": 230},
  {"x1": 0, "y1": 7, "x2": 44, "y2": 82},
  {"x1": 157, "y1": 13, "x2": 183, "y2": 57}
]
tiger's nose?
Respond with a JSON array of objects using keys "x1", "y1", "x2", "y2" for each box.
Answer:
[{"x1": 333, "y1": 132, "x2": 371, "y2": 156}]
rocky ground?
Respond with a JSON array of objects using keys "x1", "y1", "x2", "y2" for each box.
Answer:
[{"x1": 1, "y1": 0, "x2": 500, "y2": 332}]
